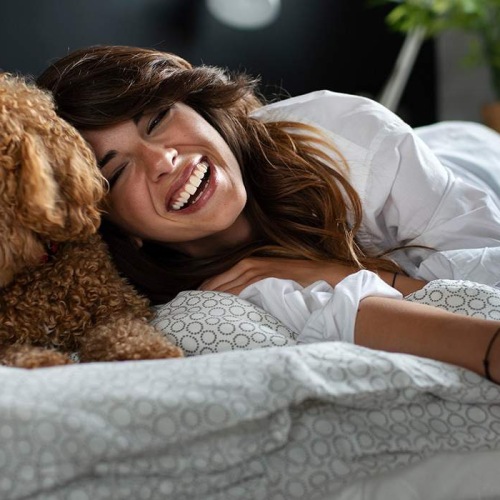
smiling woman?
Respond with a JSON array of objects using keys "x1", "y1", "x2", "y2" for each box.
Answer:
[
  {"x1": 37, "y1": 44, "x2": 500, "y2": 383},
  {"x1": 37, "y1": 45, "x2": 392, "y2": 303},
  {"x1": 81, "y1": 102, "x2": 249, "y2": 258}
]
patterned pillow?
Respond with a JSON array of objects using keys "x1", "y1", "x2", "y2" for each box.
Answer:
[
  {"x1": 405, "y1": 279, "x2": 500, "y2": 320},
  {"x1": 152, "y1": 279, "x2": 500, "y2": 358},
  {"x1": 151, "y1": 290, "x2": 297, "y2": 356}
]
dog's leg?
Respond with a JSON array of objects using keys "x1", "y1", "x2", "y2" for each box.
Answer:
[
  {"x1": 0, "y1": 344, "x2": 73, "y2": 368},
  {"x1": 78, "y1": 316, "x2": 183, "y2": 362}
]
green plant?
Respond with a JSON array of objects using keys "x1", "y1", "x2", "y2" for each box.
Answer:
[{"x1": 374, "y1": 0, "x2": 500, "y2": 99}]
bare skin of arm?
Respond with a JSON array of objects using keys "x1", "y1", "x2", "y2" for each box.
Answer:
[
  {"x1": 355, "y1": 296, "x2": 500, "y2": 382},
  {"x1": 200, "y1": 257, "x2": 426, "y2": 296}
]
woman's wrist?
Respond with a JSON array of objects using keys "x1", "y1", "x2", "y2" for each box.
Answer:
[
  {"x1": 484, "y1": 327, "x2": 500, "y2": 383},
  {"x1": 380, "y1": 270, "x2": 427, "y2": 296}
]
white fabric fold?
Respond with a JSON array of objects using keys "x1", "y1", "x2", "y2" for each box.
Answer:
[
  {"x1": 417, "y1": 247, "x2": 500, "y2": 288},
  {"x1": 239, "y1": 270, "x2": 402, "y2": 345}
]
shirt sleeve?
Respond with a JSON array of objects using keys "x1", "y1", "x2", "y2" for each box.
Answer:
[
  {"x1": 239, "y1": 271, "x2": 402, "y2": 344},
  {"x1": 417, "y1": 248, "x2": 500, "y2": 288},
  {"x1": 363, "y1": 115, "x2": 500, "y2": 282}
]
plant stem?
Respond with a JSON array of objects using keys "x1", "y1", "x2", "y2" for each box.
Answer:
[{"x1": 379, "y1": 26, "x2": 427, "y2": 111}]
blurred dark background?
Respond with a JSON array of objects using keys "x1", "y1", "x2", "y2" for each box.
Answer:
[{"x1": 0, "y1": 0, "x2": 436, "y2": 126}]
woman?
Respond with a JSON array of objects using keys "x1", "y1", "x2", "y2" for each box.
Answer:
[{"x1": 37, "y1": 45, "x2": 500, "y2": 381}]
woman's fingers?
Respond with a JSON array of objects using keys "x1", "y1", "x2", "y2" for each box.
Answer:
[
  {"x1": 199, "y1": 258, "x2": 273, "y2": 292},
  {"x1": 199, "y1": 257, "x2": 357, "y2": 294}
]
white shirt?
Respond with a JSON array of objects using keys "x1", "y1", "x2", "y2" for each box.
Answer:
[{"x1": 251, "y1": 90, "x2": 500, "y2": 286}]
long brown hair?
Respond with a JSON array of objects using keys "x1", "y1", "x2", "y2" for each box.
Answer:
[{"x1": 37, "y1": 45, "x2": 400, "y2": 304}]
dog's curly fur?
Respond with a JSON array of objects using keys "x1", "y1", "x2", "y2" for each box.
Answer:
[{"x1": 0, "y1": 73, "x2": 183, "y2": 368}]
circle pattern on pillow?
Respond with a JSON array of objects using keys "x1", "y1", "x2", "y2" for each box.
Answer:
[
  {"x1": 406, "y1": 279, "x2": 500, "y2": 320},
  {"x1": 151, "y1": 290, "x2": 297, "y2": 356}
]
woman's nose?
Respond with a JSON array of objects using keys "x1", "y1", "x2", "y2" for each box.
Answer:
[{"x1": 140, "y1": 144, "x2": 178, "y2": 180}]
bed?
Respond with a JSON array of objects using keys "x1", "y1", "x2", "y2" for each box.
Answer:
[{"x1": 1, "y1": 279, "x2": 500, "y2": 499}]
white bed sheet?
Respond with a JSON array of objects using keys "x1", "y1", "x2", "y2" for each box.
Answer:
[{"x1": 334, "y1": 450, "x2": 500, "y2": 500}]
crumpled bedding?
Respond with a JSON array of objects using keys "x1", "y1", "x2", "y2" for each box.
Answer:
[
  {"x1": 1, "y1": 339, "x2": 499, "y2": 500},
  {"x1": 2, "y1": 278, "x2": 500, "y2": 499}
]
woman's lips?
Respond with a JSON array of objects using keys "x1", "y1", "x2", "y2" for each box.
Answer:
[
  {"x1": 166, "y1": 157, "x2": 216, "y2": 213},
  {"x1": 169, "y1": 160, "x2": 209, "y2": 210}
]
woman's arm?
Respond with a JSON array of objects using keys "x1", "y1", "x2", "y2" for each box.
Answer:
[
  {"x1": 199, "y1": 257, "x2": 426, "y2": 296},
  {"x1": 355, "y1": 295, "x2": 500, "y2": 381},
  {"x1": 377, "y1": 269, "x2": 426, "y2": 296},
  {"x1": 202, "y1": 260, "x2": 499, "y2": 383}
]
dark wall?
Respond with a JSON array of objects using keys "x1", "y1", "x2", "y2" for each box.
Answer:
[{"x1": 0, "y1": 0, "x2": 436, "y2": 126}]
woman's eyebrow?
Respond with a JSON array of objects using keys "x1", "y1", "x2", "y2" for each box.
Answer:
[{"x1": 98, "y1": 151, "x2": 117, "y2": 169}]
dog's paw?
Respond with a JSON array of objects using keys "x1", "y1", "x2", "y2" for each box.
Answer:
[
  {"x1": 79, "y1": 318, "x2": 184, "y2": 362},
  {"x1": 131, "y1": 334, "x2": 184, "y2": 360},
  {"x1": 0, "y1": 345, "x2": 73, "y2": 369}
]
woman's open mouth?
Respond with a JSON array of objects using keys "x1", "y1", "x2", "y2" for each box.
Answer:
[{"x1": 168, "y1": 159, "x2": 212, "y2": 211}]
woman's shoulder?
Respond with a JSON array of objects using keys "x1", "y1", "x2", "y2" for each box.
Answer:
[{"x1": 251, "y1": 90, "x2": 411, "y2": 143}]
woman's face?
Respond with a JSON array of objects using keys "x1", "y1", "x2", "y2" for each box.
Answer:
[{"x1": 83, "y1": 103, "x2": 249, "y2": 256}]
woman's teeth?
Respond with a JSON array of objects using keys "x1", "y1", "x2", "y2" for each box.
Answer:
[{"x1": 171, "y1": 161, "x2": 209, "y2": 211}]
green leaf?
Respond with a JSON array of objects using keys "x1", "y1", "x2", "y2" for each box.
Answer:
[{"x1": 371, "y1": 0, "x2": 500, "y2": 97}]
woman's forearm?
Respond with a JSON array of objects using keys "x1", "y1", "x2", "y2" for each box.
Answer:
[{"x1": 354, "y1": 296, "x2": 500, "y2": 381}]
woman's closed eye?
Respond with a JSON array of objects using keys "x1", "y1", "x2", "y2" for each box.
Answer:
[
  {"x1": 107, "y1": 163, "x2": 127, "y2": 188},
  {"x1": 147, "y1": 108, "x2": 170, "y2": 134}
]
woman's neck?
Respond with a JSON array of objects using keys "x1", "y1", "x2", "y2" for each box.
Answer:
[{"x1": 168, "y1": 213, "x2": 255, "y2": 258}]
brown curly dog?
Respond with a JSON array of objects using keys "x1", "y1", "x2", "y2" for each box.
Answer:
[{"x1": 0, "y1": 73, "x2": 183, "y2": 368}]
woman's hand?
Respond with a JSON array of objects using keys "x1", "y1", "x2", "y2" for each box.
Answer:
[
  {"x1": 199, "y1": 257, "x2": 428, "y2": 296},
  {"x1": 199, "y1": 257, "x2": 357, "y2": 295}
]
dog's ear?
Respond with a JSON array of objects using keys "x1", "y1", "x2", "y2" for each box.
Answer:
[
  {"x1": 16, "y1": 128, "x2": 104, "y2": 240},
  {"x1": 17, "y1": 133, "x2": 66, "y2": 233},
  {"x1": 0, "y1": 73, "x2": 105, "y2": 241},
  {"x1": 47, "y1": 122, "x2": 106, "y2": 240}
]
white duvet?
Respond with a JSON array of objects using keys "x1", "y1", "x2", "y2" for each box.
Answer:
[
  {"x1": 0, "y1": 279, "x2": 498, "y2": 499},
  {"x1": 1, "y1": 338, "x2": 500, "y2": 500}
]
